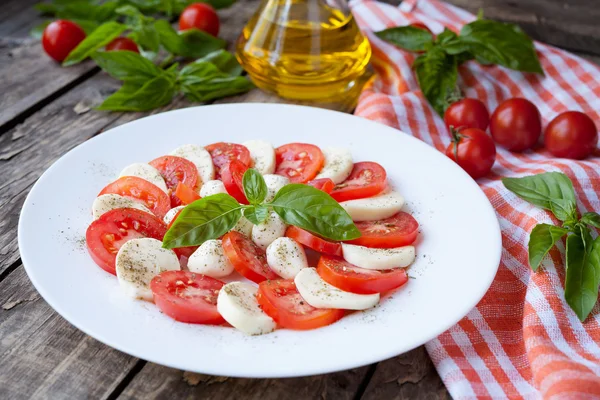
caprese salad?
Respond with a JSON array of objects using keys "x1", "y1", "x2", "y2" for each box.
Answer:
[{"x1": 86, "y1": 141, "x2": 420, "y2": 335}]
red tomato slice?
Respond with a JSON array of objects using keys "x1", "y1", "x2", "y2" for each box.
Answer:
[
  {"x1": 330, "y1": 162, "x2": 387, "y2": 202},
  {"x1": 86, "y1": 208, "x2": 167, "y2": 275},
  {"x1": 174, "y1": 182, "x2": 201, "y2": 205},
  {"x1": 275, "y1": 143, "x2": 324, "y2": 183},
  {"x1": 347, "y1": 212, "x2": 419, "y2": 248},
  {"x1": 307, "y1": 178, "x2": 335, "y2": 194},
  {"x1": 221, "y1": 160, "x2": 249, "y2": 204},
  {"x1": 149, "y1": 155, "x2": 200, "y2": 207},
  {"x1": 257, "y1": 279, "x2": 345, "y2": 330},
  {"x1": 285, "y1": 226, "x2": 342, "y2": 257},
  {"x1": 317, "y1": 256, "x2": 409, "y2": 294},
  {"x1": 151, "y1": 270, "x2": 225, "y2": 324},
  {"x1": 222, "y1": 231, "x2": 279, "y2": 283},
  {"x1": 167, "y1": 209, "x2": 198, "y2": 260},
  {"x1": 205, "y1": 142, "x2": 251, "y2": 179},
  {"x1": 99, "y1": 176, "x2": 171, "y2": 219}
]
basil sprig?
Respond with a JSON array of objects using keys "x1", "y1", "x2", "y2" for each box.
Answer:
[
  {"x1": 503, "y1": 172, "x2": 600, "y2": 321},
  {"x1": 163, "y1": 168, "x2": 361, "y2": 249}
]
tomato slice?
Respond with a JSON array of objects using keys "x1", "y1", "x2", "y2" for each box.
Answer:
[
  {"x1": 285, "y1": 226, "x2": 342, "y2": 257},
  {"x1": 149, "y1": 155, "x2": 200, "y2": 207},
  {"x1": 151, "y1": 270, "x2": 225, "y2": 324},
  {"x1": 275, "y1": 143, "x2": 324, "y2": 183},
  {"x1": 167, "y1": 209, "x2": 198, "y2": 260},
  {"x1": 221, "y1": 160, "x2": 249, "y2": 204},
  {"x1": 307, "y1": 178, "x2": 335, "y2": 194},
  {"x1": 174, "y1": 182, "x2": 201, "y2": 205},
  {"x1": 99, "y1": 176, "x2": 171, "y2": 219},
  {"x1": 205, "y1": 142, "x2": 251, "y2": 179},
  {"x1": 317, "y1": 256, "x2": 409, "y2": 294},
  {"x1": 86, "y1": 208, "x2": 167, "y2": 275},
  {"x1": 221, "y1": 231, "x2": 279, "y2": 283},
  {"x1": 257, "y1": 279, "x2": 345, "y2": 330},
  {"x1": 347, "y1": 212, "x2": 419, "y2": 248},
  {"x1": 330, "y1": 162, "x2": 387, "y2": 202}
]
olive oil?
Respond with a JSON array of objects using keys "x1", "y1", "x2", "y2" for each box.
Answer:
[{"x1": 236, "y1": 0, "x2": 371, "y2": 104}]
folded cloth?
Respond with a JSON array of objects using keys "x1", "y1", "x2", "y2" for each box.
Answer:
[{"x1": 350, "y1": 0, "x2": 600, "y2": 398}]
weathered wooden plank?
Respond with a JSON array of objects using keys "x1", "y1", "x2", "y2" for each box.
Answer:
[{"x1": 0, "y1": 0, "x2": 45, "y2": 38}]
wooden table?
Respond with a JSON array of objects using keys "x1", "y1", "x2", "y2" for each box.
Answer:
[{"x1": 1, "y1": 0, "x2": 598, "y2": 398}]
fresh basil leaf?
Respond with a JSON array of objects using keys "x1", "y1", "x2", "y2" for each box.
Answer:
[
  {"x1": 117, "y1": 5, "x2": 160, "y2": 53},
  {"x1": 30, "y1": 21, "x2": 51, "y2": 39},
  {"x1": 502, "y1": 172, "x2": 577, "y2": 221},
  {"x1": 581, "y1": 212, "x2": 600, "y2": 229},
  {"x1": 62, "y1": 21, "x2": 126, "y2": 66},
  {"x1": 97, "y1": 76, "x2": 176, "y2": 111},
  {"x1": 565, "y1": 231, "x2": 600, "y2": 322},
  {"x1": 92, "y1": 50, "x2": 163, "y2": 84},
  {"x1": 270, "y1": 184, "x2": 361, "y2": 241},
  {"x1": 154, "y1": 20, "x2": 225, "y2": 58},
  {"x1": 414, "y1": 45, "x2": 460, "y2": 116},
  {"x1": 375, "y1": 26, "x2": 434, "y2": 52},
  {"x1": 244, "y1": 205, "x2": 269, "y2": 225},
  {"x1": 72, "y1": 19, "x2": 101, "y2": 35},
  {"x1": 436, "y1": 28, "x2": 458, "y2": 45},
  {"x1": 179, "y1": 62, "x2": 254, "y2": 102},
  {"x1": 92, "y1": 1, "x2": 119, "y2": 21},
  {"x1": 528, "y1": 223, "x2": 568, "y2": 271},
  {"x1": 162, "y1": 193, "x2": 243, "y2": 248},
  {"x1": 196, "y1": 50, "x2": 243, "y2": 76},
  {"x1": 242, "y1": 169, "x2": 268, "y2": 205}
]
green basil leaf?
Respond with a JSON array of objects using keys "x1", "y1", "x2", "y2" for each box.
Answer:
[
  {"x1": 179, "y1": 62, "x2": 254, "y2": 102},
  {"x1": 565, "y1": 231, "x2": 600, "y2": 322},
  {"x1": 581, "y1": 212, "x2": 600, "y2": 229},
  {"x1": 62, "y1": 21, "x2": 126, "y2": 66},
  {"x1": 528, "y1": 223, "x2": 568, "y2": 271},
  {"x1": 30, "y1": 21, "x2": 51, "y2": 39},
  {"x1": 92, "y1": 1, "x2": 119, "y2": 21},
  {"x1": 196, "y1": 50, "x2": 243, "y2": 76},
  {"x1": 375, "y1": 26, "x2": 434, "y2": 52},
  {"x1": 162, "y1": 193, "x2": 243, "y2": 248},
  {"x1": 117, "y1": 5, "x2": 160, "y2": 53},
  {"x1": 92, "y1": 50, "x2": 163, "y2": 84},
  {"x1": 435, "y1": 28, "x2": 458, "y2": 45},
  {"x1": 242, "y1": 169, "x2": 268, "y2": 205},
  {"x1": 270, "y1": 184, "x2": 361, "y2": 241},
  {"x1": 97, "y1": 76, "x2": 176, "y2": 111},
  {"x1": 71, "y1": 19, "x2": 101, "y2": 35},
  {"x1": 244, "y1": 205, "x2": 269, "y2": 225},
  {"x1": 502, "y1": 172, "x2": 577, "y2": 221},
  {"x1": 414, "y1": 45, "x2": 460, "y2": 116},
  {"x1": 154, "y1": 20, "x2": 225, "y2": 58}
]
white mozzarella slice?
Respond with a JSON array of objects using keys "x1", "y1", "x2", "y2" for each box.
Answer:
[
  {"x1": 252, "y1": 212, "x2": 287, "y2": 250},
  {"x1": 92, "y1": 194, "x2": 151, "y2": 220},
  {"x1": 294, "y1": 268, "x2": 379, "y2": 310},
  {"x1": 263, "y1": 174, "x2": 290, "y2": 202},
  {"x1": 188, "y1": 239, "x2": 234, "y2": 278},
  {"x1": 340, "y1": 191, "x2": 405, "y2": 222},
  {"x1": 266, "y1": 237, "x2": 308, "y2": 279},
  {"x1": 199, "y1": 180, "x2": 227, "y2": 197},
  {"x1": 341, "y1": 243, "x2": 415, "y2": 270},
  {"x1": 315, "y1": 147, "x2": 353, "y2": 184},
  {"x1": 243, "y1": 140, "x2": 276, "y2": 175},
  {"x1": 232, "y1": 216, "x2": 254, "y2": 237},
  {"x1": 115, "y1": 238, "x2": 180, "y2": 301},
  {"x1": 217, "y1": 282, "x2": 276, "y2": 335},
  {"x1": 170, "y1": 144, "x2": 215, "y2": 185},
  {"x1": 163, "y1": 206, "x2": 185, "y2": 225},
  {"x1": 119, "y1": 163, "x2": 168, "y2": 194}
]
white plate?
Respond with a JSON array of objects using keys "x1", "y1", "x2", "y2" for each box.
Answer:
[{"x1": 19, "y1": 104, "x2": 501, "y2": 378}]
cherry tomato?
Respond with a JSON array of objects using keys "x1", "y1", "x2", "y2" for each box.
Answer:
[
  {"x1": 410, "y1": 22, "x2": 433, "y2": 35},
  {"x1": 544, "y1": 111, "x2": 598, "y2": 159},
  {"x1": 86, "y1": 208, "x2": 167, "y2": 275},
  {"x1": 222, "y1": 231, "x2": 279, "y2": 283},
  {"x1": 257, "y1": 279, "x2": 345, "y2": 330},
  {"x1": 445, "y1": 128, "x2": 496, "y2": 179},
  {"x1": 106, "y1": 37, "x2": 139, "y2": 53},
  {"x1": 205, "y1": 142, "x2": 251, "y2": 179},
  {"x1": 330, "y1": 162, "x2": 387, "y2": 202},
  {"x1": 179, "y1": 3, "x2": 220, "y2": 37},
  {"x1": 221, "y1": 160, "x2": 249, "y2": 204},
  {"x1": 42, "y1": 20, "x2": 86, "y2": 62},
  {"x1": 174, "y1": 182, "x2": 201, "y2": 205},
  {"x1": 285, "y1": 226, "x2": 342, "y2": 256},
  {"x1": 150, "y1": 155, "x2": 199, "y2": 207},
  {"x1": 490, "y1": 98, "x2": 542, "y2": 152},
  {"x1": 347, "y1": 212, "x2": 419, "y2": 249},
  {"x1": 444, "y1": 98, "x2": 490, "y2": 131},
  {"x1": 275, "y1": 143, "x2": 325, "y2": 183},
  {"x1": 307, "y1": 178, "x2": 335, "y2": 194},
  {"x1": 99, "y1": 176, "x2": 171, "y2": 219},
  {"x1": 317, "y1": 256, "x2": 409, "y2": 294},
  {"x1": 151, "y1": 271, "x2": 225, "y2": 324},
  {"x1": 166, "y1": 209, "x2": 198, "y2": 260}
]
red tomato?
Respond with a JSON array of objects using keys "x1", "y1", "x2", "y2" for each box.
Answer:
[
  {"x1": 307, "y1": 178, "x2": 335, "y2": 194},
  {"x1": 330, "y1": 162, "x2": 387, "y2": 202},
  {"x1": 99, "y1": 176, "x2": 171, "y2": 219},
  {"x1": 544, "y1": 111, "x2": 598, "y2": 159},
  {"x1": 410, "y1": 22, "x2": 433, "y2": 35},
  {"x1": 150, "y1": 155, "x2": 200, "y2": 207},
  {"x1": 445, "y1": 128, "x2": 496, "y2": 179},
  {"x1": 222, "y1": 231, "x2": 279, "y2": 283},
  {"x1": 86, "y1": 208, "x2": 167, "y2": 275},
  {"x1": 285, "y1": 226, "x2": 342, "y2": 257},
  {"x1": 275, "y1": 143, "x2": 324, "y2": 183},
  {"x1": 174, "y1": 182, "x2": 201, "y2": 205},
  {"x1": 346, "y1": 212, "x2": 419, "y2": 248},
  {"x1": 444, "y1": 98, "x2": 490, "y2": 131},
  {"x1": 317, "y1": 256, "x2": 409, "y2": 294},
  {"x1": 151, "y1": 270, "x2": 225, "y2": 324},
  {"x1": 257, "y1": 279, "x2": 345, "y2": 330},
  {"x1": 221, "y1": 160, "x2": 249, "y2": 204},
  {"x1": 106, "y1": 37, "x2": 139, "y2": 53},
  {"x1": 205, "y1": 142, "x2": 251, "y2": 179},
  {"x1": 179, "y1": 3, "x2": 220, "y2": 36},
  {"x1": 42, "y1": 20, "x2": 86, "y2": 62},
  {"x1": 166, "y1": 209, "x2": 198, "y2": 260},
  {"x1": 490, "y1": 98, "x2": 542, "y2": 152}
]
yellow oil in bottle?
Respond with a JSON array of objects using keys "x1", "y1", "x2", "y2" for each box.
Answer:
[{"x1": 236, "y1": 0, "x2": 371, "y2": 104}]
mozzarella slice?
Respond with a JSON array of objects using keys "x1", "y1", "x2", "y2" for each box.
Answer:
[
  {"x1": 266, "y1": 237, "x2": 308, "y2": 279},
  {"x1": 315, "y1": 147, "x2": 353, "y2": 184},
  {"x1": 294, "y1": 268, "x2": 379, "y2": 310},
  {"x1": 119, "y1": 163, "x2": 168, "y2": 194},
  {"x1": 115, "y1": 238, "x2": 180, "y2": 301},
  {"x1": 199, "y1": 180, "x2": 227, "y2": 197},
  {"x1": 341, "y1": 243, "x2": 415, "y2": 270},
  {"x1": 243, "y1": 140, "x2": 276, "y2": 175},
  {"x1": 263, "y1": 174, "x2": 290, "y2": 202},
  {"x1": 232, "y1": 216, "x2": 253, "y2": 237},
  {"x1": 170, "y1": 144, "x2": 215, "y2": 185},
  {"x1": 217, "y1": 282, "x2": 276, "y2": 335},
  {"x1": 163, "y1": 206, "x2": 185, "y2": 225},
  {"x1": 92, "y1": 194, "x2": 151, "y2": 220},
  {"x1": 188, "y1": 239, "x2": 234, "y2": 278},
  {"x1": 340, "y1": 191, "x2": 405, "y2": 222},
  {"x1": 252, "y1": 212, "x2": 287, "y2": 250}
]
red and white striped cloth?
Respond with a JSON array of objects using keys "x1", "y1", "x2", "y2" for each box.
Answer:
[{"x1": 350, "y1": 0, "x2": 600, "y2": 398}]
